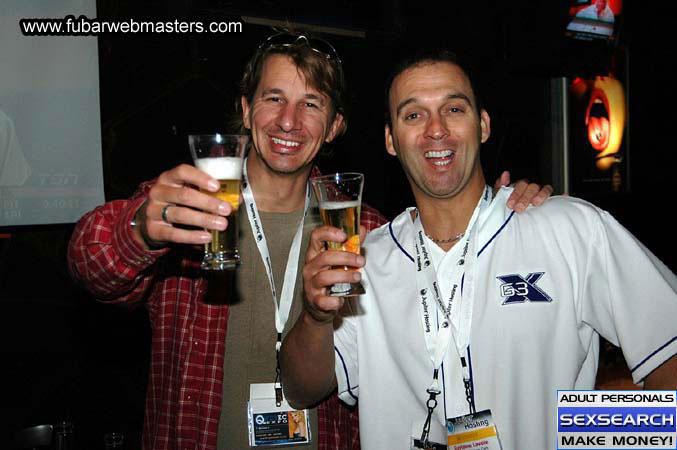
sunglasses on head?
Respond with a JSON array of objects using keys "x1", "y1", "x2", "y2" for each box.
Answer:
[{"x1": 257, "y1": 32, "x2": 343, "y2": 66}]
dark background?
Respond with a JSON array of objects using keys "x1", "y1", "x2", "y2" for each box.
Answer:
[{"x1": 1, "y1": 0, "x2": 674, "y2": 448}]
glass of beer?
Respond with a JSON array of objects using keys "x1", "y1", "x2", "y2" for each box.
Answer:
[
  {"x1": 188, "y1": 134, "x2": 248, "y2": 270},
  {"x1": 310, "y1": 173, "x2": 365, "y2": 297}
]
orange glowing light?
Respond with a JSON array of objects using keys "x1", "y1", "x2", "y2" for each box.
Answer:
[{"x1": 584, "y1": 75, "x2": 625, "y2": 171}]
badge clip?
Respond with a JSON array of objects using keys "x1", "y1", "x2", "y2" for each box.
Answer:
[
  {"x1": 275, "y1": 385, "x2": 284, "y2": 407},
  {"x1": 413, "y1": 438, "x2": 446, "y2": 450}
]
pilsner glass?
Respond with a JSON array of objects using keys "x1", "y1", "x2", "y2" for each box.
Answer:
[
  {"x1": 188, "y1": 134, "x2": 248, "y2": 270},
  {"x1": 310, "y1": 173, "x2": 365, "y2": 297}
]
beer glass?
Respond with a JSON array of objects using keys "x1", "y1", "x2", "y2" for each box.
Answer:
[
  {"x1": 188, "y1": 134, "x2": 248, "y2": 270},
  {"x1": 310, "y1": 173, "x2": 365, "y2": 297}
]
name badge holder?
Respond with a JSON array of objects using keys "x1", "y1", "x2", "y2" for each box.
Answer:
[
  {"x1": 242, "y1": 159, "x2": 312, "y2": 446},
  {"x1": 248, "y1": 383, "x2": 311, "y2": 447},
  {"x1": 447, "y1": 409, "x2": 501, "y2": 450}
]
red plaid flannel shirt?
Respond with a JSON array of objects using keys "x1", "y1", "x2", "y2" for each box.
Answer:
[{"x1": 67, "y1": 167, "x2": 387, "y2": 450}]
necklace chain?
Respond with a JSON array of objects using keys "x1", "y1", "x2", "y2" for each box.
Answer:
[
  {"x1": 414, "y1": 209, "x2": 465, "y2": 244},
  {"x1": 425, "y1": 231, "x2": 465, "y2": 244}
]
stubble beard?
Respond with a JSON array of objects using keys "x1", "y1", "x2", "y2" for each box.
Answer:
[
  {"x1": 403, "y1": 148, "x2": 484, "y2": 201},
  {"x1": 253, "y1": 143, "x2": 316, "y2": 178}
]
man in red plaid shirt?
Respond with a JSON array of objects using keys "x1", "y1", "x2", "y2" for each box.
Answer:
[{"x1": 68, "y1": 32, "x2": 550, "y2": 450}]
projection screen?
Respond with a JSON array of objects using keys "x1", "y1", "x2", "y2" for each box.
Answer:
[{"x1": 0, "y1": 0, "x2": 104, "y2": 227}]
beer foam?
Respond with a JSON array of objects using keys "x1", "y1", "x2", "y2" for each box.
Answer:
[
  {"x1": 195, "y1": 157, "x2": 243, "y2": 179},
  {"x1": 320, "y1": 200, "x2": 360, "y2": 209}
]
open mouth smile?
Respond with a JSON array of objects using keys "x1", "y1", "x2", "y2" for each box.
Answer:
[
  {"x1": 271, "y1": 136, "x2": 301, "y2": 148},
  {"x1": 424, "y1": 149, "x2": 454, "y2": 166}
]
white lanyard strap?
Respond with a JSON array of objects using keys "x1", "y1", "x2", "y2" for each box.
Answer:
[
  {"x1": 241, "y1": 157, "x2": 311, "y2": 352},
  {"x1": 413, "y1": 186, "x2": 492, "y2": 383}
]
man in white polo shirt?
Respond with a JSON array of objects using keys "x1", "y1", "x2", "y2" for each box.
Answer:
[{"x1": 280, "y1": 49, "x2": 677, "y2": 450}]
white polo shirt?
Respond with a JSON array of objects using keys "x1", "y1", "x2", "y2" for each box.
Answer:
[{"x1": 333, "y1": 187, "x2": 677, "y2": 450}]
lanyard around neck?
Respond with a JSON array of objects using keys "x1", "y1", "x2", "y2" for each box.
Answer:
[
  {"x1": 241, "y1": 157, "x2": 311, "y2": 351},
  {"x1": 412, "y1": 186, "x2": 492, "y2": 408}
]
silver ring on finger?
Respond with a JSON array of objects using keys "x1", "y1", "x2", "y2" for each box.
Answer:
[{"x1": 161, "y1": 204, "x2": 174, "y2": 224}]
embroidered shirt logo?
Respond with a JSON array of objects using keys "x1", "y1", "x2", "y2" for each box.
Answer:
[{"x1": 497, "y1": 272, "x2": 552, "y2": 304}]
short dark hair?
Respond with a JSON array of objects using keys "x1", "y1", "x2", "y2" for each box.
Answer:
[
  {"x1": 231, "y1": 32, "x2": 348, "y2": 136},
  {"x1": 384, "y1": 49, "x2": 483, "y2": 127}
]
